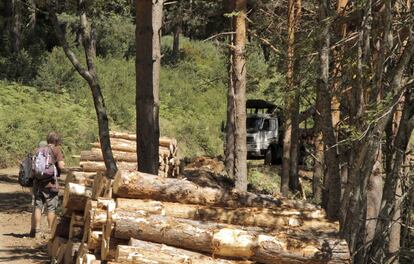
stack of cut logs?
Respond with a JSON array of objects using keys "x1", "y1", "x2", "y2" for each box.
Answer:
[
  {"x1": 48, "y1": 166, "x2": 351, "y2": 263},
  {"x1": 79, "y1": 131, "x2": 179, "y2": 178}
]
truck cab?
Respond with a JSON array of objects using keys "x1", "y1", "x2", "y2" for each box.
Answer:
[{"x1": 246, "y1": 100, "x2": 282, "y2": 164}]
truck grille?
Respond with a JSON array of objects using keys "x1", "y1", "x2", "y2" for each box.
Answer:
[{"x1": 247, "y1": 136, "x2": 254, "y2": 143}]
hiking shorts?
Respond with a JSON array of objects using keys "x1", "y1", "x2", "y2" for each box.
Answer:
[{"x1": 33, "y1": 182, "x2": 59, "y2": 213}]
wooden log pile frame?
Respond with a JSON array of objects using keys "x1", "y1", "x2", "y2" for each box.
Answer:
[{"x1": 47, "y1": 131, "x2": 350, "y2": 264}]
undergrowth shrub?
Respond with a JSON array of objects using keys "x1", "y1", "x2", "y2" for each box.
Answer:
[{"x1": 0, "y1": 82, "x2": 97, "y2": 167}]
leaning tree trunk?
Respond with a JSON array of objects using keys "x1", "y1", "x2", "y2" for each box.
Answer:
[
  {"x1": 135, "y1": 0, "x2": 162, "y2": 175},
  {"x1": 228, "y1": 0, "x2": 248, "y2": 191},
  {"x1": 48, "y1": 1, "x2": 118, "y2": 178}
]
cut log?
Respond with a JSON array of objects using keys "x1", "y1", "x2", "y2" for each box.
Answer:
[
  {"x1": 65, "y1": 171, "x2": 96, "y2": 187},
  {"x1": 101, "y1": 234, "x2": 128, "y2": 260},
  {"x1": 51, "y1": 216, "x2": 71, "y2": 239},
  {"x1": 64, "y1": 241, "x2": 81, "y2": 264},
  {"x1": 87, "y1": 230, "x2": 102, "y2": 250},
  {"x1": 109, "y1": 131, "x2": 136, "y2": 140},
  {"x1": 80, "y1": 150, "x2": 138, "y2": 163},
  {"x1": 116, "y1": 239, "x2": 252, "y2": 264},
  {"x1": 113, "y1": 170, "x2": 316, "y2": 210},
  {"x1": 85, "y1": 198, "x2": 115, "y2": 229},
  {"x1": 80, "y1": 161, "x2": 137, "y2": 173},
  {"x1": 50, "y1": 236, "x2": 67, "y2": 259},
  {"x1": 69, "y1": 212, "x2": 85, "y2": 239},
  {"x1": 63, "y1": 183, "x2": 92, "y2": 212},
  {"x1": 111, "y1": 210, "x2": 350, "y2": 264},
  {"x1": 91, "y1": 138, "x2": 136, "y2": 153},
  {"x1": 115, "y1": 198, "x2": 332, "y2": 230},
  {"x1": 91, "y1": 173, "x2": 110, "y2": 199},
  {"x1": 82, "y1": 254, "x2": 96, "y2": 264}
]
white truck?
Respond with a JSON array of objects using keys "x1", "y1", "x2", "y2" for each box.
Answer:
[{"x1": 246, "y1": 99, "x2": 283, "y2": 165}]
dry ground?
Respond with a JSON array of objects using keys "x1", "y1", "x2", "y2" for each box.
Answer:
[{"x1": 0, "y1": 168, "x2": 49, "y2": 263}]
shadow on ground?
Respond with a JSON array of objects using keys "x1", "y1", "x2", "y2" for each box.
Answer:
[
  {"x1": 0, "y1": 245, "x2": 48, "y2": 263},
  {"x1": 0, "y1": 173, "x2": 20, "y2": 185},
  {"x1": 0, "y1": 189, "x2": 32, "y2": 213}
]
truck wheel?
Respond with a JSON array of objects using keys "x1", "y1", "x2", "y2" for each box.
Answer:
[{"x1": 264, "y1": 148, "x2": 272, "y2": 165}]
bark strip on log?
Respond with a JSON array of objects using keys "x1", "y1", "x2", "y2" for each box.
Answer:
[
  {"x1": 113, "y1": 170, "x2": 316, "y2": 210},
  {"x1": 115, "y1": 198, "x2": 332, "y2": 230},
  {"x1": 116, "y1": 240, "x2": 252, "y2": 263},
  {"x1": 111, "y1": 210, "x2": 349, "y2": 264}
]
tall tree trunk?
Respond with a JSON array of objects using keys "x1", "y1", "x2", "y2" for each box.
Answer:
[
  {"x1": 48, "y1": 1, "x2": 118, "y2": 178},
  {"x1": 317, "y1": 0, "x2": 341, "y2": 220},
  {"x1": 369, "y1": 90, "x2": 414, "y2": 263},
  {"x1": 10, "y1": 0, "x2": 21, "y2": 53},
  {"x1": 228, "y1": 0, "x2": 247, "y2": 191},
  {"x1": 225, "y1": 52, "x2": 235, "y2": 179},
  {"x1": 28, "y1": 0, "x2": 36, "y2": 32},
  {"x1": 135, "y1": 0, "x2": 162, "y2": 175},
  {"x1": 289, "y1": 0, "x2": 301, "y2": 193},
  {"x1": 172, "y1": 23, "x2": 181, "y2": 57}
]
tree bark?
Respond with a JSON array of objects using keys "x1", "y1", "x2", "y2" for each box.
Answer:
[
  {"x1": 135, "y1": 0, "x2": 162, "y2": 175},
  {"x1": 112, "y1": 170, "x2": 318, "y2": 210},
  {"x1": 110, "y1": 210, "x2": 350, "y2": 264},
  {"x1": 229, "y1": 0, "x2": 248, "y2": 191}
]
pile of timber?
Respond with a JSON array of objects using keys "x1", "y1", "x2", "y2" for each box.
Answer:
[
  {"x1": 48, "y1": 167, "x2": 351, "y2": 264},
  {"x1": 80, "y1": 131, "x2": 179, "y2": 178}
]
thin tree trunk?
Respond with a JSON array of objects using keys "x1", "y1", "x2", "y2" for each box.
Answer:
[
  {"x1": 225, "y1": 7, "x2": 235, "y2": 179},
  {"x1": 313, "y1": 131, "x2": 323, "y2": 204},
  {"x1": 172, "y1": 23, "x2": 181, "y2": 57},
  {"x1": 135, "y1": 0, "x2": 162, "y2": 175},
  {"x1": 48, "y1": 2, "x2": 118, "y2": 178},
  {"x1": 230, "y1": 0, "x2": 247, "y2": 191},
  {"x1": 289, "y1": 0, "x2": 301, "y2": 193},
  {"x1": 10, "y1": 0, "x2": 21, "y2": 53}
]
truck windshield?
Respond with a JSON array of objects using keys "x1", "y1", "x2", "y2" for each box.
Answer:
[{"x1": 246, "y1": 117, "x2": 262, "y2": 131}]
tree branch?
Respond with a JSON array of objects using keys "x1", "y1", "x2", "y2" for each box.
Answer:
[{"x1": 48, "y1": 8, "x2": 93, "y2": 83}]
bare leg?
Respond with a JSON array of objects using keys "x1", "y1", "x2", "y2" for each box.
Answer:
[
  {"x1": 47, "y1": 211, "x2": 56, "y2": 230},
  {"x1": 32, "y1": 207, "x2": 42, "y2": 230}
]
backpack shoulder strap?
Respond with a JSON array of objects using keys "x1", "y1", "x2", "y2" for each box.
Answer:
[{"x1": 47, "y1": 145, "x2": 57, "y2": 164}]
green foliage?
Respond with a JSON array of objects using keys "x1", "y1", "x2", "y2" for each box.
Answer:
[
  {"x1": 0, "y1": 49, "x2": 38, "y2": 83},
  {"x1": 0, "y1": 82, "x2": 97, "y2": 167},
  {"x1": 95, "y1": 14, "x2": 135, "y2": 58},
  {"x1": 160, "y1": 36, "x2": 227, "y2": 156},
  {"x1": 33, "y1": 47, "x2": 83, "y2": 92}
]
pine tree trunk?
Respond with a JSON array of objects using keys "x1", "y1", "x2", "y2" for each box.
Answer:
[
  {"x1": 135, "y1": 0, "x2": 162, "y2": 175},
  {"x1": 230, "y1": 0, "x2": 248, "y2": 191}
]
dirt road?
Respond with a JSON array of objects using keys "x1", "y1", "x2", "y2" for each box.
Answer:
[{"x1": 0, "y1": 168, "x2": 48, "y2": 263}]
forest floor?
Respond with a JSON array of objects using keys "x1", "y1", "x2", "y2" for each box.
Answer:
[{"x1": 0, "y1": 167, "x2": 49, "y2": 264}]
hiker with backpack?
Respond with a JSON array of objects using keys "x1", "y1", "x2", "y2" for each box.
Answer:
[{"x1": 30, "y1": 132, "x2": 65, "y2": 238}]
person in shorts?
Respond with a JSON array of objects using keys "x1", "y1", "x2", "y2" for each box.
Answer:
[{"x1": 30, "y1": 132, "x2": 65, "y2": 238}]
